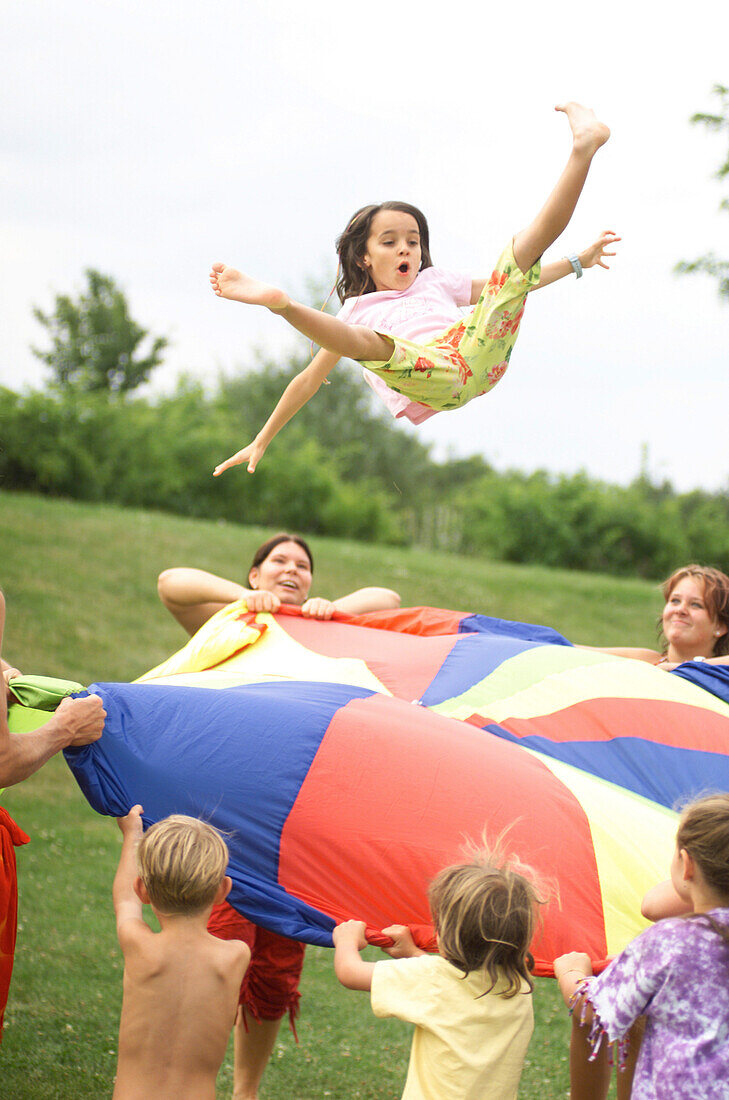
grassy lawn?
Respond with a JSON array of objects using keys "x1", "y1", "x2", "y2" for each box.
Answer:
[{"x1": 0, "y1": 490, "x2": 652, "y2": 1096}]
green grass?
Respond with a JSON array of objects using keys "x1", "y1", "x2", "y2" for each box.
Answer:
[{"x1": 0, "y1": 489, "x2": 653, "y2": 1096}]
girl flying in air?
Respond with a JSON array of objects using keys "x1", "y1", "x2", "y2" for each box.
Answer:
[{"x1": 211, "y1": 102, "x2": 616, "y2": 476}]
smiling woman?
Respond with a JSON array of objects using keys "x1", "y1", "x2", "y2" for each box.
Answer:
[
  {"x1": 156, "y1": 531, "x2": 400, "y2": 1099},
  {"x1": 585, "y1": 565, "x2": 729, "y2": 671},
  {"x1": 156, "y1": 531, "x2": 401, "y2": 636}
]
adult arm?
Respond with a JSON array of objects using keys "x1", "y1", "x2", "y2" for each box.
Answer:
[
  {"x1": 576, "y1": 645, "x2": 662, "y2": 663},
  {"x1": 157, "y1": 567, "x2": 253, "y2": 635},
  {"x1": 0, "y1": 591, "x2": 106, "y2": 787},
  {"x1": 159, "y1": 569, "x2": 402, "y2": 631},
  {"x1": 330, "y1": 586, "x2": 401, "y2": 615},
  {"x1": 214, "y1": 348, "x2": 340, "y2": 476},
  {"x1": 299, "y1": 587, "x2": 401, "y2": 620}
]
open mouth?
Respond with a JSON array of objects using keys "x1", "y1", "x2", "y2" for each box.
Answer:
[{"x1": 398, "y1": 262, "x2": 409, "y2": 274}]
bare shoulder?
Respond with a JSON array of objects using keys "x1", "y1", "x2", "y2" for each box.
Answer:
[
  {"x1": 203, "y1": 930, "x2": 250, "y2": 980},
  {"x1": 117, "y1": 919, "x2": 159, "y2": 964},
  {"x1": 216, "y1": 935, "x2": 250, "y2": 973}
]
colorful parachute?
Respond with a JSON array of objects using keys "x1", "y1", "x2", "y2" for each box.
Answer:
[{"x1": 14, "y1": 605, "x2": 729, "y2": 975}]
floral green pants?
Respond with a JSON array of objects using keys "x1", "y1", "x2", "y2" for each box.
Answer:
[{"x1": 361, "y1": 243, "x2": 541, "y2": 411}]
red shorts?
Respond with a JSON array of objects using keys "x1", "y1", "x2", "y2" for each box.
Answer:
[
  {"x1": 207, "y1": 900, "x2": 304, "y2": 1031},
  {"x1": 0, "y1": 807, "x2": 30, "y2": 1042}
]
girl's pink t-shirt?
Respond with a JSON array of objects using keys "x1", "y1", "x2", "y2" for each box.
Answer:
[{"x1": 336, "y1": 267, "x2": 472, "y2": 424}]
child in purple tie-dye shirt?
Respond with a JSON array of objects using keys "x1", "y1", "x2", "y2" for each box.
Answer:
[{"x1": 554, "y1": 793, "x2": 729, "y2": 1100}]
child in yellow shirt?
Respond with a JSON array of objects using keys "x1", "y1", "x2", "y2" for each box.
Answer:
[{"x1": 333, "y1": 844, "x2": 543, "y2": 1099}]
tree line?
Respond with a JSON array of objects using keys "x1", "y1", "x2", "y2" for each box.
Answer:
[{"x1": 4, "y1": 347, "x2": 729, "y2": 579}]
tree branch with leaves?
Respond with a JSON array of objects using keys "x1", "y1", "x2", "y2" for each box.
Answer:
[
  {"x1": 32, "y1": 269, "x2": 168, "y2": 395},
  {"x1": 676, "y1": 84, "x2": 729, "y2": 301}
]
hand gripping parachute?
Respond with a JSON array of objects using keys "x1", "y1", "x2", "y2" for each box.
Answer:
[{"x1": 16, "y1": 605, "x2": 729, "y2": 976}]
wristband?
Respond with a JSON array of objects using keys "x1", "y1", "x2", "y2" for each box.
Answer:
[{"x1": 565, "y1": 255, "x2": 583, "y2": 279}]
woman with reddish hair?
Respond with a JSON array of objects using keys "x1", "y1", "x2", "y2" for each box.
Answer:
[{"x1": 587, "y1": 564, "x2": 729, "y2": 671}]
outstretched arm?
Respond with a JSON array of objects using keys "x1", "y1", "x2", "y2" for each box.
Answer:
[
  {"x1": 333, "y1": 920, "x2": 376, "y2": 992},
  {"x1": 554, "y1": 951, "x2": 594, "y2": 1007},
  {"x1": 470, "y1": 231, "x2": 620, "y2": 303},
  {"x1": 113, "y1": 805, "x2": 148, "y2": 940},
  {"x1": 300, "y1": 586, "x2": 402, "y2": 621},
  {"x1": 213, "y1": 349, "x2": 340, "y2": 476},
  {"x1": 532, "y1": 230, "x2": 620, "y2": 291},
  {"x1": 576, "y1": 644, "x2": 662, "y2": 663},
  {"x1": 157, "y1": 567, "x2": 252, "y2": 635}
]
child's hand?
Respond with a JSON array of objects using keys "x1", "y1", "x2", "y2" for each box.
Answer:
[
  {"x1": 381, "y1": 924, "x2": 423, "y2": 958},
  {"x1": 332, "y1": 920, "x2": 368, "y2": 951},
  {"x1": 579, "y1": 230, "x2": 620, "y2": 271},
  {"x1": 554, "y1": 951, "x2": 592, "y2": 980},
  {"x1": 117, "y1": 804, "x2": 144, "y2": 839},
  {"x1": 214, "y1": 440, "x2": 266, "y2": 477}
]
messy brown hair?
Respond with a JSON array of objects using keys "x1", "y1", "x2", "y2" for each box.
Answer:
[
  {"x1": 659, "y1": 565, "x2": 729, "y2": 656},
  {"x1": 335, "y1": 201, "x2": 433, "y2": 302},
  {"x1": 677, "y1": 793, "x2": 729, "y2": 945},
  {"x1": 428, "y1": 840, "x2": 546, "y2": 998}
]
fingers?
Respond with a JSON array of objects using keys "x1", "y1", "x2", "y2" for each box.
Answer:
[
  {"x1": 245, "y1": 591, "x2": 280, "y2": 613},
  {"x1": 117, "y1": 804, "x2": 144, "y2": 833},
  {"x1": 57, "y1": 693, "x2": 107, "y2": 744},
  {"x1": 301, "y1": 598, "x2": 335, "y2": 619},
  {"x1": 213, "y1": 449, "x2": 259, "y2": 476},
  {"x1": 213, "y1": 452, "x2": 245, "y2": 476}
]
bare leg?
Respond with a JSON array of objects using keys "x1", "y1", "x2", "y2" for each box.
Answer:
[
  {"x1": 232, "y1": 1010, "x2": 282, "y2": 1100},
  {"x1": 616, "y1": 1017, "x2": 644, "y2": 1100},
  {"x1": 568, "y1": 1011, "x2": 611, "y2": 1100},
  {"x1": 210, "y1": 263, "x2": 394, "y2": 362},
  {"x1": 512, "y1": 102, "x2": 610, "y2": 274}
]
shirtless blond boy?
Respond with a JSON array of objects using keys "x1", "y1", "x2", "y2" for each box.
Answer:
[{"x1": 112, "y1": 806, "x2": 249, "y2": 1100}]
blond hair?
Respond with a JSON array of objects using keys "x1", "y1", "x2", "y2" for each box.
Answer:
[
  {"x1": 677, "y1": 794, "x2": 729, "y2": 949},
  {"x1": 137, "y1": 815, "x2": 229, "y2": 915},
  {"x1": 428, "y1": 842, "x2": 546, "y2": 998}
]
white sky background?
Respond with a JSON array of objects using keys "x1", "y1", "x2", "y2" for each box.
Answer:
[{"x1": 2, "y1": 0, "x2": 728, "y2": 491}]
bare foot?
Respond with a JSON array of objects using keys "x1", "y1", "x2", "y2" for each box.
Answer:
[
  {"x1": 555, "y1": 102, "x2": 610, "y2": 156},
  {"x1": 209, "y1": 263, "x2": 289, "y2": 311}
]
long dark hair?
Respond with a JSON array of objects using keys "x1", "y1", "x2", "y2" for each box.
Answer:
[
  {"x1": 335, "y1": 201, "x2": 433, "y2": 302},
  {"x1": 247, "y1": 533, "x2": 314, "y2": 586}
]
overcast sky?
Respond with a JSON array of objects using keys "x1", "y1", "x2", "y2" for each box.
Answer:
[{"x1": 3, "y1": 0, "x2": 728, "y2": 491}]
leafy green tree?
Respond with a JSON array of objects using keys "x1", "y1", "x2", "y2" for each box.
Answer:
[
  {"x1": 32, "y1": 269, "x2": 168, "y2": 394},
  {"x1": 676, "y1": 84, "x2": 729, "y2": 300}
]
